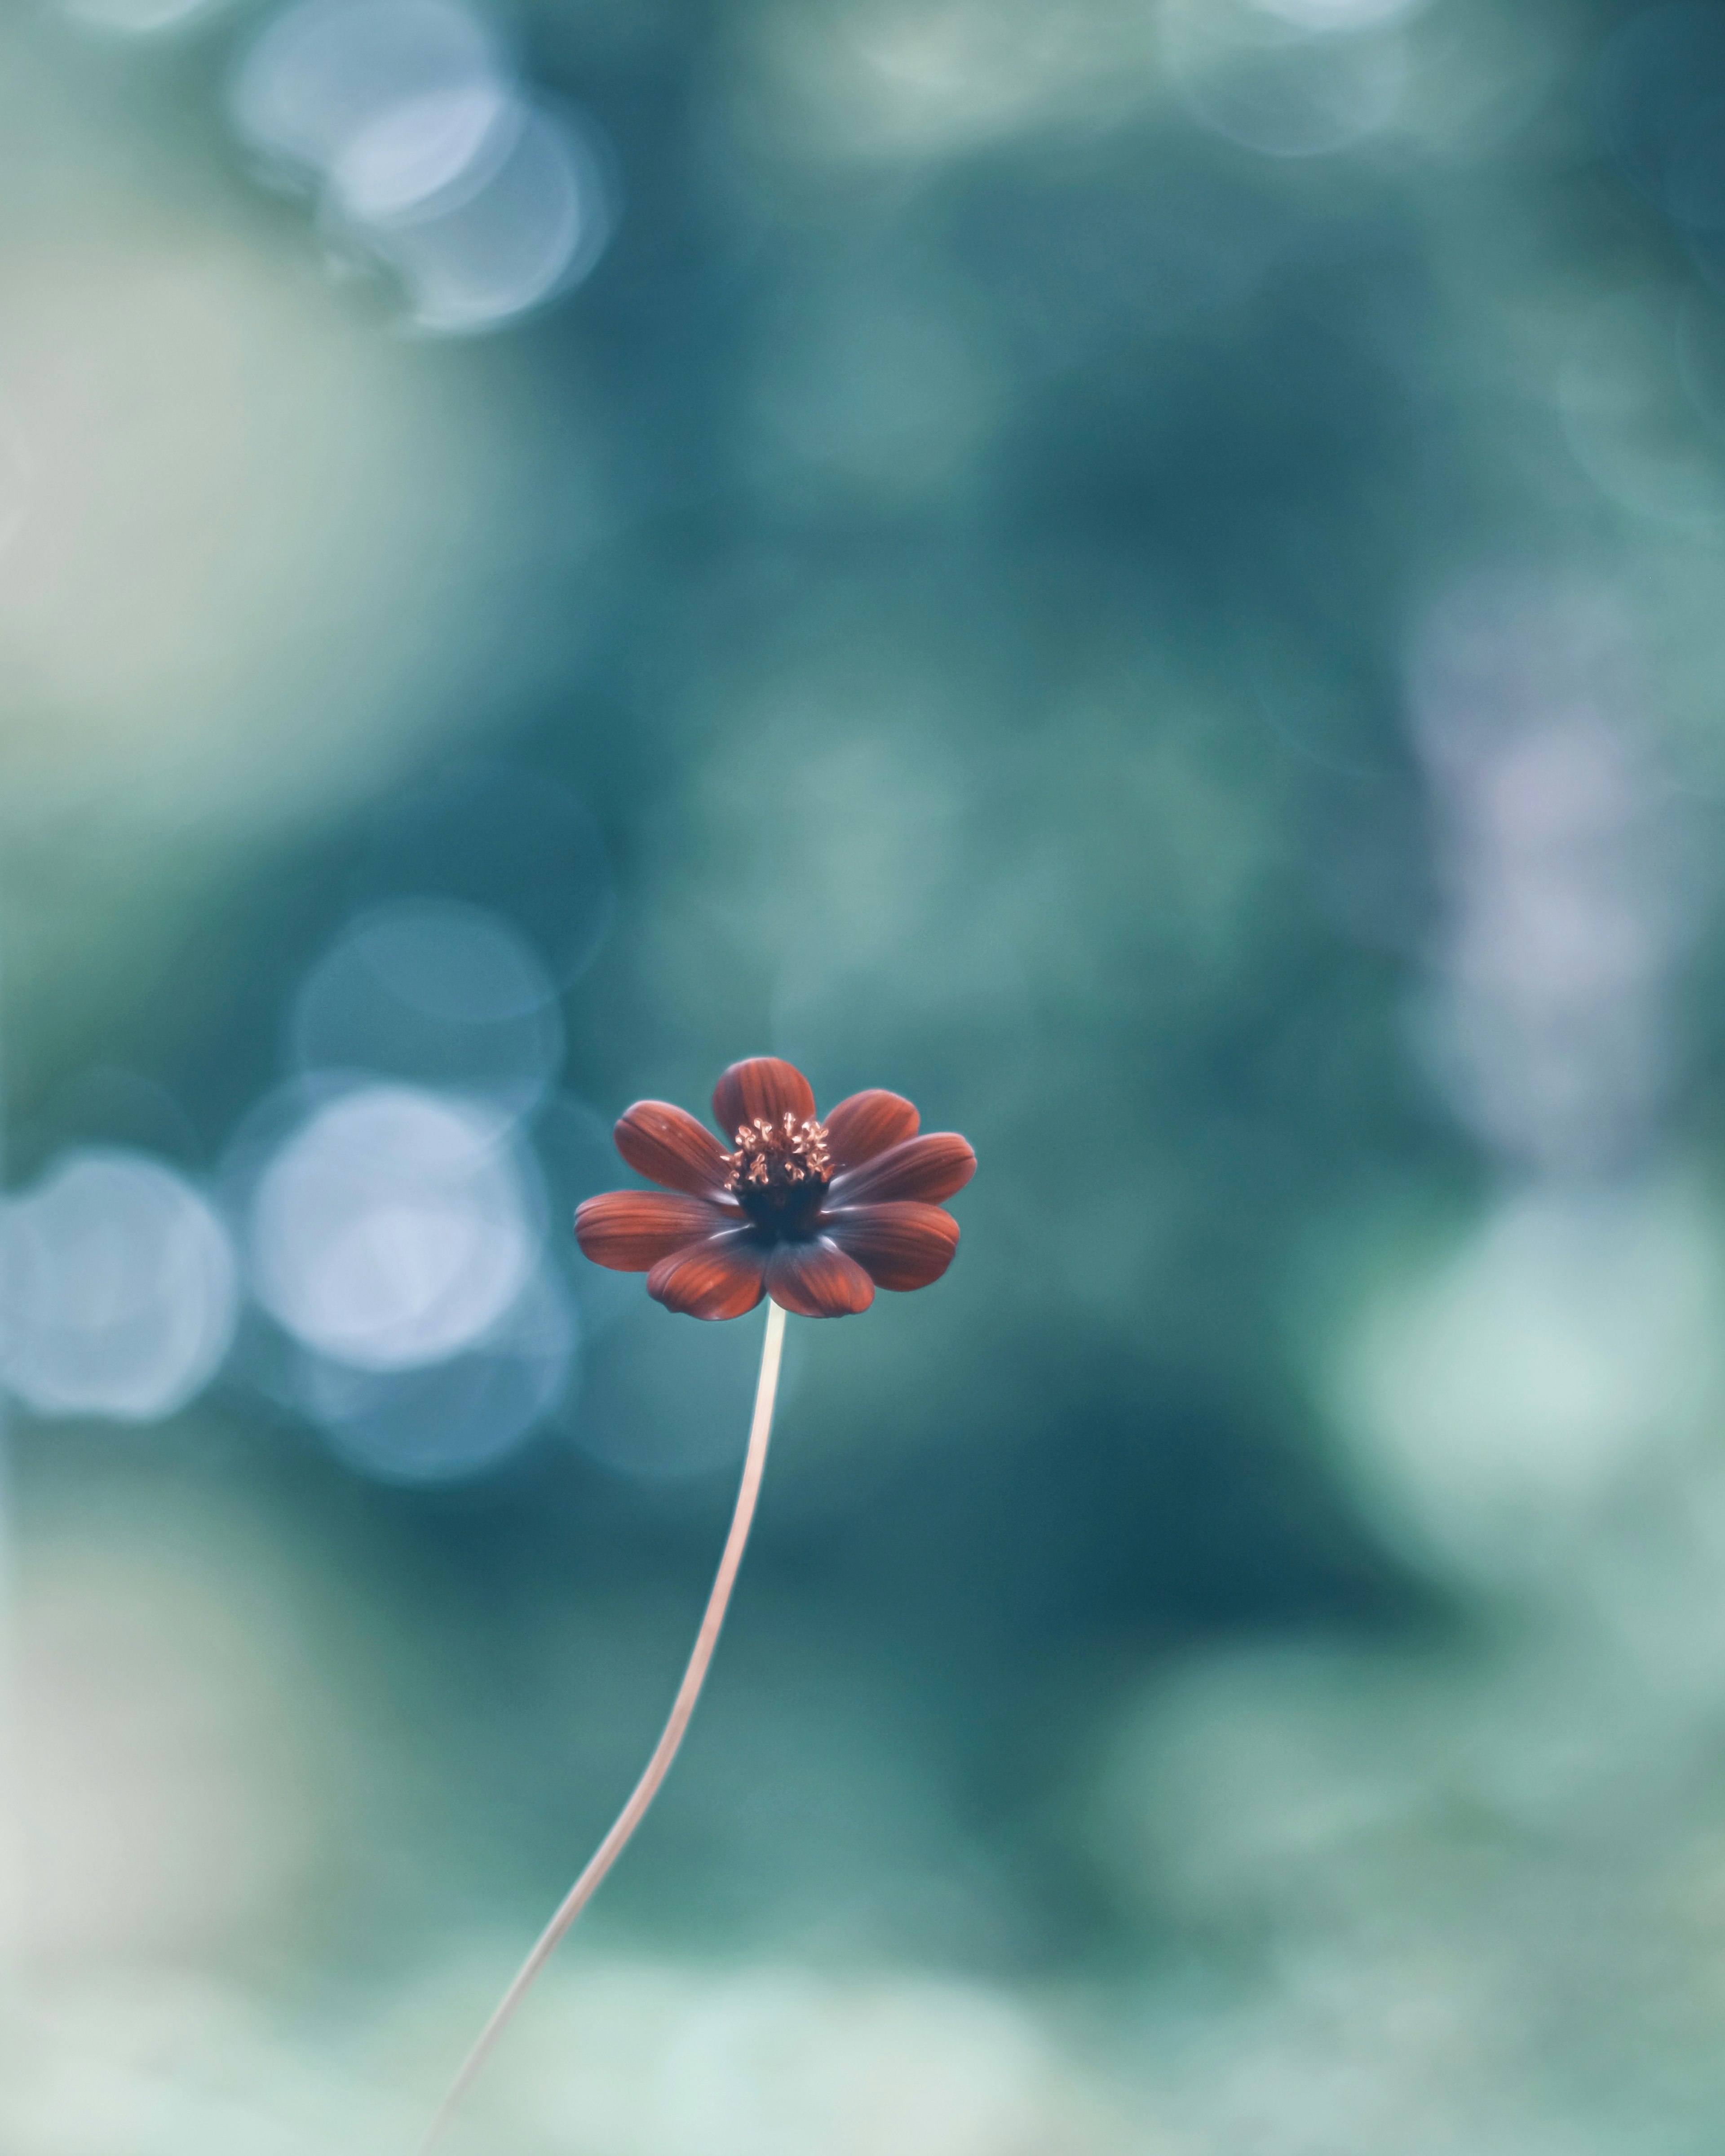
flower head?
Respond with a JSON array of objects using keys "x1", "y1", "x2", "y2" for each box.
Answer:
[{"x1": 575, "y1": 1057, "x2": 975, "y2": 1319}]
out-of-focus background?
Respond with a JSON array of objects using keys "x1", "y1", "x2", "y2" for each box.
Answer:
[{"x1": 4, "y1": 0, "x2": 1725, "y2": 2147}]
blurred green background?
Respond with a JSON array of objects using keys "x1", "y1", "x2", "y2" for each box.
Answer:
[{"x1": 6, "y1": 0, "x2": 1725, "y2": 2147}]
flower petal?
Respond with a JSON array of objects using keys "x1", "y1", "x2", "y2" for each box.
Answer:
[
  {"x1": 765, "y1": 1237, "x2": 875, "y2": 1318},
  {"x1": 824, "y1": 1202, "x2": 959, "y2": 1292},
  {"x1": 712, "y1": 1058, "x2": 817, "y2": 1142},
  {"x1": 647, "y1": 1231, "x2": 768, "y2": 1320},
  {"x1": 828, "y1": 1133, "x2": 976, "y2": 1206},
  {"x1": 823, "y1": 1089, "x2": 919, "y2": 1172},
  {"x1": 575, "y1": 1191, "x2": 734, "y2": 1273},
  {"x1": 615, "y1": 1100, "x2": 734, "y2": 1195}
]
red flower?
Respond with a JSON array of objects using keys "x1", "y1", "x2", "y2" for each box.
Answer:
[{"x1": 575, "y1": 1057, "x2": 975, "y2": 1319}]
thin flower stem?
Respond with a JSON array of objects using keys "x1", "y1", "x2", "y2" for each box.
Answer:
[{"x1": 420, "y1": 1299, "x2": 788, "y2": 2153}]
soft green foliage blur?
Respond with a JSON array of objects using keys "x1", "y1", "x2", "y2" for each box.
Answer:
[{"x1": 5, "y1": 0, "x2": 1725, "y2": 2148}]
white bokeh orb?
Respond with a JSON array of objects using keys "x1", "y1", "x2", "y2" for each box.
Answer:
[
  {"x1": 229, "y1": 0, "x2": 506, "y2": 182},
  {"x1": 0, "y1": 1150, "x2": 239, "y2": 1420},
  {"x1": 247, "y1": 1084, "x2": 541, "y2": 1372},
  {"x1": 300, "y1": 1262, "x2": 576, "y2": 1482},
  {"x1": 229, "y1": 0, "x2": 616, "y2": 337}
]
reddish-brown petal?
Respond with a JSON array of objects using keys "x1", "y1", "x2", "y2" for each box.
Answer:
[
  {"x1": 765, "y1": 1237, "x2": 875, "y2": 1318},
  {"x1": 823, "y1": 1202, "x2": 959, "y2": 1292},
  {"x1": 647, "y1": 1231, "x2": 768, "y2": 1320},
  {"x1": 828, "y1": 1132, "x2": 976, "y2": 1207},
  {"x1": 615, "y1": 1100, "x2": 734, "y2": 1195},
  {"x1": 823, "y1": 1089, "x2": 920, "y2": 1172},
  {"x1": 575, "y1": 1191, "x2": 734, "y2": 1273},
  {"x1": 712, "y1": 1058, "x2": 817, "y2": 1142}
]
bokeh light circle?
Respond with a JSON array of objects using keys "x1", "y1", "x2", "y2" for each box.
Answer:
[
  {"x1": 228, "y1": 0, "x2": 615, "y2": 334},
  {"x1": 229, "y1": 0, "x2": 506, "y2": 183},
  {"x1": 292, "y1": 898, "x2": 564, "y2": 1118},
  {"x1": 328, "y1": 81, "x2": 523, "y2": 226},
  {"x1": 351, "y1": 762, "x2": 613, "y2": 989},
  {"x1": 299, "y1": 1264, "x2": 577, "y2": 1482},
  {"x1": 1160, "y1": 0, "x2": 1410, "y2": 158},
  {"x1": 1558, "y1": 288, "x2": 1725, "y2": 531},
  {"x1": 358, "y1": 96, "x2": 617, "y2": 336},
  {"x1": 1331, "y1": 1185, "x2": 1725, "y2": 1592},
  {"x1": 247, "y1": 1083, "x2": 543, "y2": 1372},
  {"x1": 0, "y1": 1151, "x2": 239, "y2": 1420}
]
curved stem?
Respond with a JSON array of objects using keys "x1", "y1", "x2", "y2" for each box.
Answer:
[{"x1": 421, "y1": 1299, "x2": 789, "y2": 2152}]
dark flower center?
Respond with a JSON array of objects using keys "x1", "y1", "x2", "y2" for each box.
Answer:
[{"x1": 725, "y1": 1111, "x2": 832, "y2": 1230}]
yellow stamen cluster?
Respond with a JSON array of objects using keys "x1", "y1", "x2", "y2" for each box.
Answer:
[{"x1": 725, "y1": 1111, "x2": 832, "y2": 1212}]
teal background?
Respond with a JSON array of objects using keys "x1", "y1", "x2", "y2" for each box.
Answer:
[{"x1": 5, "y1": 0, "x2": 1725, "y2": 2148}]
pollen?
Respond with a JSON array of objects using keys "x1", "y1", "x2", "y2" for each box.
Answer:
[{"x1": 725, "y1": 1111, "x2": 833, "y2": 1221}]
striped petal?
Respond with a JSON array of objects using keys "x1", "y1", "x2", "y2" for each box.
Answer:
[
  {"x1": 647, "y1": 1231, "x2": 769, "y2": 1320},
  {"x1": 712, "y1": 1058, "x2": 816, "y2": 1142},
  {"x1": 615, "y1": 1100, "x2": 734, "y2": 1195},
  {"x1": 828, "y1": 1132, "x2": 976, "y2": 1207},
  {"x1": 823, "y1": 1089, "x2": 919, "y2": 1172},
  {"x1": 765, "y1": 1237, "x2": 875, "y2": 1318},
  {"x1": 575, "y1": 1191, "x2": 734, "y2": 1273},
  {"x1": 823, "y1": 1201, "x2": 959, "y2": 1292}
]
